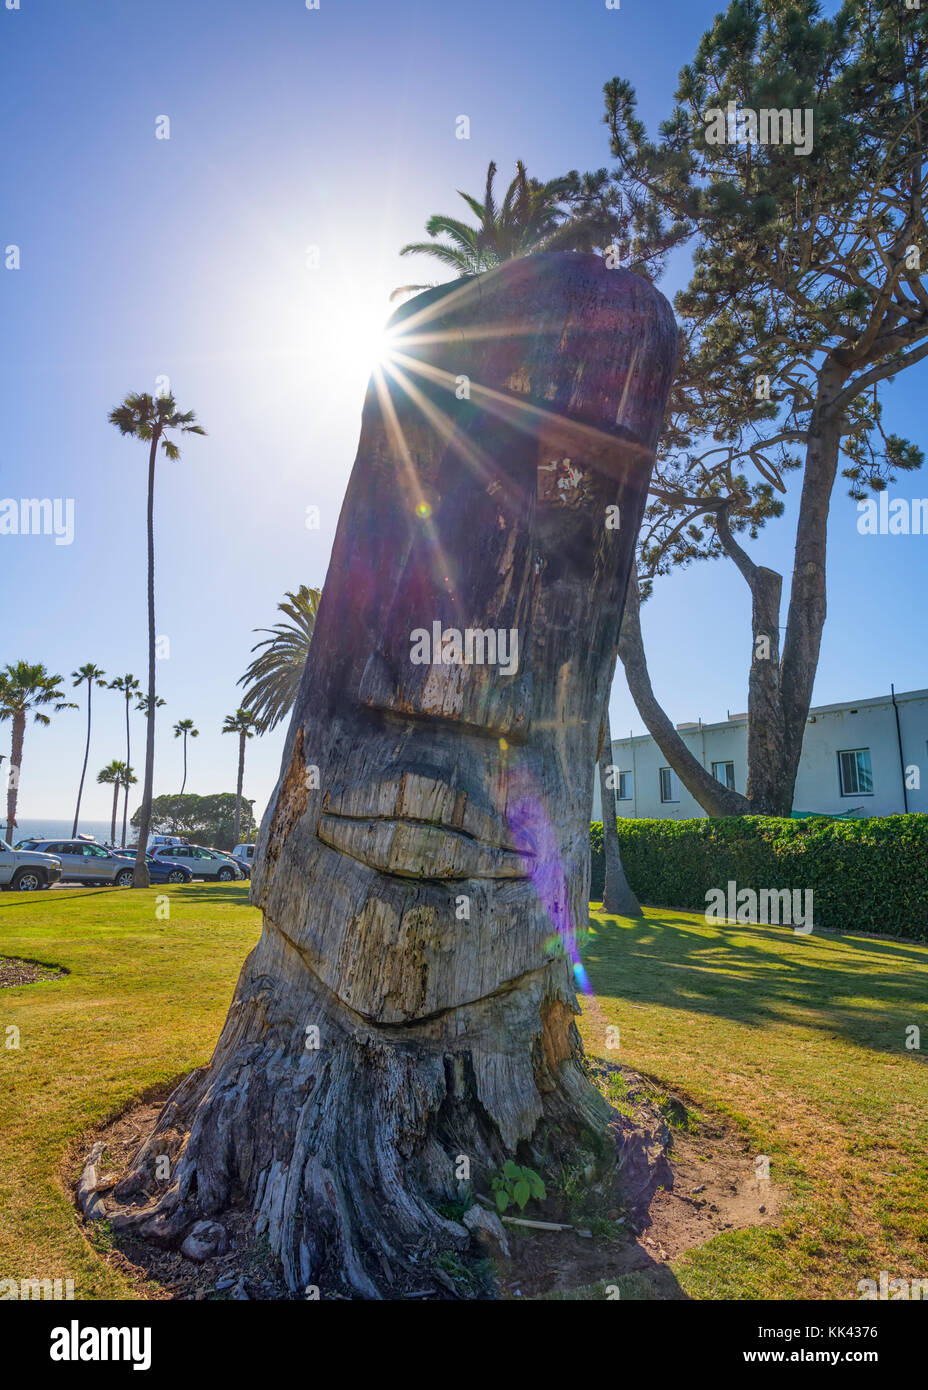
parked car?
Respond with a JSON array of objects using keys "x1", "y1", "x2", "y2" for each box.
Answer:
[
  {"x1": 91, "y1": 847, "x2": 194, "y2": 884},
  {"x1": 151, "y1": 844, "x2": 245, "y2": 881},
  {"x1": 232, "y1": 843, "x2": 256, "y2": 877},
  {"x1": 18, "y1": 839, "x2": 138, "y2": 887},
  {"x1": 144, "y1": 853, "x2": 194, "y2": 885},
  {"x1": 0, "y1": 838, "x2": 62, "y2": 891}
]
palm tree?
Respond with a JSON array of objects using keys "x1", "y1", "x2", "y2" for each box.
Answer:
[
  {"x1": 97, "y1": 760, "x2": 128, "y2": 846},
  {"x1": 237, "y1": 586, "x2": 321, "y2": 734},
  {"x1": 173, "y1": 719, "x2": 199, "y2": 812},
  {"x1": 0, "y1": 663, "x2": 75, "y2": 838},
  {"x1": 175, "y1": 717, "x2": 201, "y2": 795},
  {"x1": 392, "y1": 160, "x2": 599, "y2": 299},
  {"x1": 109, "y1": 391, "x2": 206, "y2": 887},
  {"x1": 108, "y1": 675, "x2": 140, "y2": 847},
  {"x1": 136, "y1": 693, "x2": 166, "y2": 718},
  {"x1": 222, "y1": 709, "x2": 257, "y2": 847},
  {"x1": 71, "y1": 663, "x2": 107, "y2": 836},
  {"x1": 119, "y1": 764, "x2": 138, "y2": 845}
]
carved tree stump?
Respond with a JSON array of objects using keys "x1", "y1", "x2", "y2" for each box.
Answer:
[{"x1": 106, "y1": 253, "x2": 677, "y2": 1296}]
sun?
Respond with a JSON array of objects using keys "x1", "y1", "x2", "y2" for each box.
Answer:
[
  {"x1": 361, "y1": 320, "x2": 401, "y2": 371},
  {"x1": 326, "y1": 296, "x2": 401, "y2": 378}
]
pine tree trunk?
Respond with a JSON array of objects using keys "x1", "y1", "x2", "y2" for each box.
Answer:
[
  {"x1": 618, "y1": 362, "x2": 850, "y2": 819},
  {"x1": 776, "y1": 372, "x2": 847, "y2": 808},
  {"x1": 618, "y1": 578, "x2": 752, "y2": 815},
  {"x1": 105, "y1": 254, "x2": 677, "y2": 1297},
  {"x1": 598, "y1": 704, "x2": 641, "y2": 916},
  {"x1": 713, "y1": 510, "x2": 789, "y2": 815}
]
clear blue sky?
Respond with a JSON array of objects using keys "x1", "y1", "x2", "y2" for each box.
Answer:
[{"x1": 2, "y1": 0, "x2": 925, "y2": 823}]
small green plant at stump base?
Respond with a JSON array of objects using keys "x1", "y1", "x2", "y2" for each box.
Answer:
[{"x1": 491, "y1": 1161, "x2": 546, "y2": 1214}]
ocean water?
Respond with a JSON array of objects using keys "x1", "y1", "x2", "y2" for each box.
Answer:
[{"x1": 4, "y1": 818, "x2": 119, "y2": 846}]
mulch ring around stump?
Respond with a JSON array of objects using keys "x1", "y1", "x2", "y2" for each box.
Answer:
[
  {"x1": 67, "y1": 1063, "x2": 784, "y2": 1301},
  {"x1": 0, "y1": 956, "x2": 68, "y2": 987}
]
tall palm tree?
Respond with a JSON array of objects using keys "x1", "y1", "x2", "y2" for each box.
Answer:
[
  {"x1": 222, "y1": 709, "x2": 257, "y2": 847},
  {"x1": 97, "y1": 759, "x2": 128, "y2": 846},
  {"x1": 71, "y1": 663, "x2": 107, "y2": 836},
  {"x1": 237, "y1": 586, "x2": 321, "y2": 734},
  {"x1": 108, "y1": 674, "x2": 140, "y2": 847},
  {"x1": 173, "y1": 719, "x2": 199, "y2": 810},
  {"x1": 392, "y1": 160, "x2": 600, "y2": 299},
  {"x1": 0, "y1": 663, "x2": 75, "y2": 838},
  {"x1": 109, "y1": 391, "x2": 206, "y2": 887},
  {"x1": 119, "y1": 764, "x2": 138, "y2": 846}
]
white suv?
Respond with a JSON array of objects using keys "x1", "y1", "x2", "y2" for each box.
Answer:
[
  {"x1": 232, "y1": 844, "x2": 256, "y2": 877},
  {"x1": 151, "y1": 844, "x2": 244, "y2": 881}
]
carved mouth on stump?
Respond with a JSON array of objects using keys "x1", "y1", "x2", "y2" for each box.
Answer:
[
  {"x1": 318, "y1": 772, "x2": 535, "y2": 879},
  {"x1": 317, "y1": 813, "x2": 532, "y2": 879}
]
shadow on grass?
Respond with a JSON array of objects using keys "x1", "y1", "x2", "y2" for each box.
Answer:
[
  {"x1": 0, "y1": 882, "x2": 256, "y2": 911},
  {"x1": 174, "y1": 882, "x2": 254, "y2": 907},
  {"x1": 583, "y1": 907, "x2": 928, "y2": 1056}
]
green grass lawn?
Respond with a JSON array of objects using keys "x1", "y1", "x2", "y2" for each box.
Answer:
[
  {"x1": 2, "y1": 884, "x2": 926, "y2": 1299},
  {"x1": 0, "y1": 883, "x2": 261, "y2": 1298},
  {"x1": 579, "y1": 907, "x2": 928, "y2": 1298}
]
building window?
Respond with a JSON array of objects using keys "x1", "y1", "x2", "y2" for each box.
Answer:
[
  {"x1": 659, "y1": 767, "x2": 679, "y2": 803},
  {"x1": 838, "y1": 748, "x2": 873, "y2": 796},
  {"x1": 712, "y1": 760, "x2": 735, "y2": 791},
  {"x1": 616, "y1": 771, "x2": 632, "y2": 801}
]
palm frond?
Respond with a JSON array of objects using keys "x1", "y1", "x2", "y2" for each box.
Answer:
[
  {"x1": 482, "y1": 160, "x2": 498, "y2": 227},
  {"x1": 455, "y1": 191, "x2": 487, "y2": 223},
  {"x1": 389, "y1": 283, "x2": 435, "y2": 302},
  {"x1": 423, "y1": 214, "x2": 480, "y2": 252},
  {"x1": 392, "y1": 159, "x2": 578, "y2": 299},
  {"x1": 398, "y1": 242, "x2": 477, "y2": 273},
  {"x1": 236, "y1": 585, "x2": 321, "y2": 734}
]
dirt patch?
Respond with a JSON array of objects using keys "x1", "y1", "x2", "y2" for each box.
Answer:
[
  {"x1": 0, "y1": 956, "x2": 67, "y2": 987},
  {"x1": 69, "y1": 1063, "x2": 783, "y2": 1301},
  {"x1": 494, "y1": 1062, "x2": 784, "y2": 1300}
]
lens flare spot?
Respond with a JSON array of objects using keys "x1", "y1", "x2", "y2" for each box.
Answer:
[
  {"x1": 572, "y1": 960, "x2": 591, "y2": 992},
  {"x1": 415, "y1": 501, "x2": 432, "y2": 519}
]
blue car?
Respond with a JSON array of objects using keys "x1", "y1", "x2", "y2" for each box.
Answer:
[
  {"x1": 145, "y1": 854, "x2": 194, "y2": 885},
  {"x1": 104, "y1": 848, "x2": 193, "y2": 885}
]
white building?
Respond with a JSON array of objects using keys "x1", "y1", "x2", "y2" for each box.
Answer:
[{"x1": 593, "y1": 687, "x2": 928, "y2": 820}]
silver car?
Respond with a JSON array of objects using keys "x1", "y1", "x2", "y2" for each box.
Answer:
[
  {"x1": 21, "y1": 839, "x2": 136, "y2": 887},
  {"x1": 0, "y1": 839, "x2": 62, "y2": 891}
]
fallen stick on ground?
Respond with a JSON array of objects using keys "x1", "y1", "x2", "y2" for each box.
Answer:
[{"x1": 499, "y1": 1216, "x2": 580, "y2": 1233}]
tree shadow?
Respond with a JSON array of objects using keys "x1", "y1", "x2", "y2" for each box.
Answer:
[
  {"x1": 175, "y1": 882, "x2": 254, "y2": 908},
  {"x1": 583, "y1": 908, "x2": 928, "y2": 1056}
]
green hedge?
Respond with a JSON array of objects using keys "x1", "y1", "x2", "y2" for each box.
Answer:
[{"x1": 590, "y1": 815, "x2": 928, "y2": 939}]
